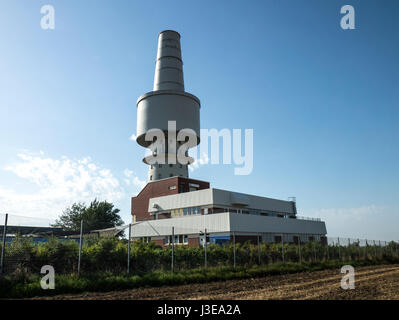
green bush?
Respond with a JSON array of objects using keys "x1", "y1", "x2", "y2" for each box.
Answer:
[{"x1": 1, "y1": 236, "x2": 398, "y2": 278}]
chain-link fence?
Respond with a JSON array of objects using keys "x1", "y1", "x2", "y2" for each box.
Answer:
[
  {"x1": 0, "y1": 212, "x2": 77, "y2": 275},
  {"x1": 1, "y1": 213, "x2": 398, "y2": 277}
]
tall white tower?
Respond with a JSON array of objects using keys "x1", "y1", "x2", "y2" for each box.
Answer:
[{"x1": 136, "y1": 30, "x2": 201, "y2": 182}]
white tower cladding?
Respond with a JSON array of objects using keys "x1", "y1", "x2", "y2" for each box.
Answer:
[{"x1": 136, "y1": 30, "x2": 200, "y2": 182}]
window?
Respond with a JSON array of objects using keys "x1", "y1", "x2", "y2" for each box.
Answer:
[
  {"x1": 159, "y1": 164, "x2": 162, "y2": 168},
  {"x1": 169, "y1": 164, "x2": 173, "y2": 168},
  {"x1": 142, "y1": 237, "x2": 151, "y2": 243},
  {"x1": 171, "y1": 209, "x2": 183, "y2": 217},
  {"x1": 158, "y1": 174, "x2": 162, "y2": 179},
  {"x1": 169, "y1": 174, "x2": 173, "y2": 177},
  {"x1": 249, "y1": 209, "x2": 260, "y2": 215},
  {"x1": 150, "y1": 175, "x2": 152, "y2": 181},
  {"x1": 179, "y1": 164, "x2": 182, "y2": 168},
  {"x1": 165, "y1": 235, "x2": 188, "y2": 245}
]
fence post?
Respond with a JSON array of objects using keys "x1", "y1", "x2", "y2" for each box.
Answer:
[
  {"x1": 364, "y1": 239, "x2": 367, "y2": 260},
  {"x1": 331, "y1": 239, "x2": 334, "y2": 259},
  {"x1": 0, "y1": 214, "x2": 8, "y2": 275},
  {"x1": 233, "y1": 231, "x2": 236, "y2": 268},
  {"x1": 337, "y1": 237, "x2": 341, "y2": 261},
  {"x1": 204, "y1": 228, "x2": 207, "y2": 268},
  {"x1": 257, "y1": 233, "x2": 261, "y2": 265},
  {"x1": 127, "y1": 224, "x2": 131, "y2": 274},
  {"x1": 348, "y1": 238, "x2": 351, "y2": 260},
  {"x1": 312, "y1": 241, "x2": 316, "y2": 262},
  {"x1": 298, "y1": 235, "x2": 302, "y2": 263},
  {"x1": 171, "y1": 227, "x2": 175, "y2": 273},
  {"x1": 281, "y1": 234, "x2": 285, "y2": 263},
  {"x1": 357, "y1": 239, "x2": 367, "y2": 261},
  {"x1": 373, "y1": 240, "x2": 377, "y2": 258},
  {"x1": 326, "y1": 238, "x2": 329, "y2": 261},
  {"x1": 77, "y1": 219, "x2": 83, "y2": 276},
  {"x1": 379, "y1": 240, "x2": 382, "y2": 258}
]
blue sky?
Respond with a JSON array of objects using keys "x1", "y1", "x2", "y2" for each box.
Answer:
[{"x1": 0, "y1": 0, "x2": 398, "y2": 240}]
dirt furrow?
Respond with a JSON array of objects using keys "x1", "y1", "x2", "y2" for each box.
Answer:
[
  {"x1": 302, "y1": 268, "x2": 399, "y2": 300},
  {"x1": 189, "y1": 266, "x2": 399, "y2": 300},
  {"x1": 30, "y1": 264, "x2": 399, "y2": 300}
]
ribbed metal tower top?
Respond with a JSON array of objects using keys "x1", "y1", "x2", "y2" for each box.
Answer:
[{"x1": 153, "y1": 30, "x2": 184, "y2": 91}]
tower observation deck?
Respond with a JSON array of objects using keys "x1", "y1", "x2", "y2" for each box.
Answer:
[{"x1": 136, "y1": 30, "x2": 201, "y2": 182}]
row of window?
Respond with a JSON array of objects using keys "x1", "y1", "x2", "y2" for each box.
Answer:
[
  {"x1": 171, "y1": 206, "x2": 202, "y2": 217},
  {"x1": 140, "y1": 235, "x2": 321, "y2": 246},
  {"x1": 150, "y1": 164, "x2": 184, "y2": 169},
  {"x1": 218, "y1": 208, "x2": 292, "y2": 218},
  {"x1": 138, "y1": 236, "x2": 189, "y2": 245},
  {"x1": 148, "y1": 164, "x2": 186, "y2": 181},
  {"x1": 165, "y1": 235, "x2": 188, "y2": 244},
  {"x1": 168, "y1": 206, "x2": 292, "y2": 218}
]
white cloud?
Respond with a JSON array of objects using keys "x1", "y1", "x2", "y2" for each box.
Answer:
[
  {"x1": 123, "y1": 169, "x2": 134, "y2": 178},
  {"x1": 0, "y1": 152, "x2": 130, "y2": 221},
  {"x1": 189, "y1": 152, "x2": 209, "y2": 172},
  {"x1": 123, "y1": 168, "x2": 146, "y2": 189},
  {"x1": 129, "y1": 134, "x2": 137, "y2": 141}
]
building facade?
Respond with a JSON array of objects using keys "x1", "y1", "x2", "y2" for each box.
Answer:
[
  {"x1": 130, "y1": 30, "x2": 327, "y2": 247},
  {"x1": 130, "y1": 176, "x2": 327, "y2": 247}
]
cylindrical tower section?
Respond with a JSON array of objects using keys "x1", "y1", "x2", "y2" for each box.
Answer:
[
  {"x1": 153, "y1": 30, "x2": 184, "y2": 91},
  {"x1": 136, "y1": 30, "x2": 200, "y2": 182}
]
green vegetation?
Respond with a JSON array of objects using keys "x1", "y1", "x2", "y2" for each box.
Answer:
[
  {"x1": 0, "y1": 236, "x2": 398, "y2": 298},
  {"x1": 1, "y1": 237, "x2": 398, "y2": 275},
  {"x1": 1, "y1": 259, "x2": 398, "y2": 299},
  {"x1": 51, "y1": 199, "x2": 124, "y2": 232}
]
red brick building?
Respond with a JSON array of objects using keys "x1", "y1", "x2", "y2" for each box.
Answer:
[{"x1": 131, "y1": 177, "x2": 210, "y2": 222}]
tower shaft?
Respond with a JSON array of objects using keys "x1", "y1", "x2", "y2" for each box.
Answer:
[{"x1": 136, "y1": 31, "x2": 200, "y2": 182}]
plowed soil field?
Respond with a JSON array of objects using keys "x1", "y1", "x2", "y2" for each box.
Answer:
[{"x1": 32, "y1": 264, "x2": 399, "y2": 300}]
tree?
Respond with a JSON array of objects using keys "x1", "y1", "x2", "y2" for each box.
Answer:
[{"x1": 53, "y1": 199, "x2": 124, "y2": 232}]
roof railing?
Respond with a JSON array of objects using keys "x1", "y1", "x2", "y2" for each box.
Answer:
[{"x1": 224, "y1": 211, "x2": 322, "y2": 222}]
